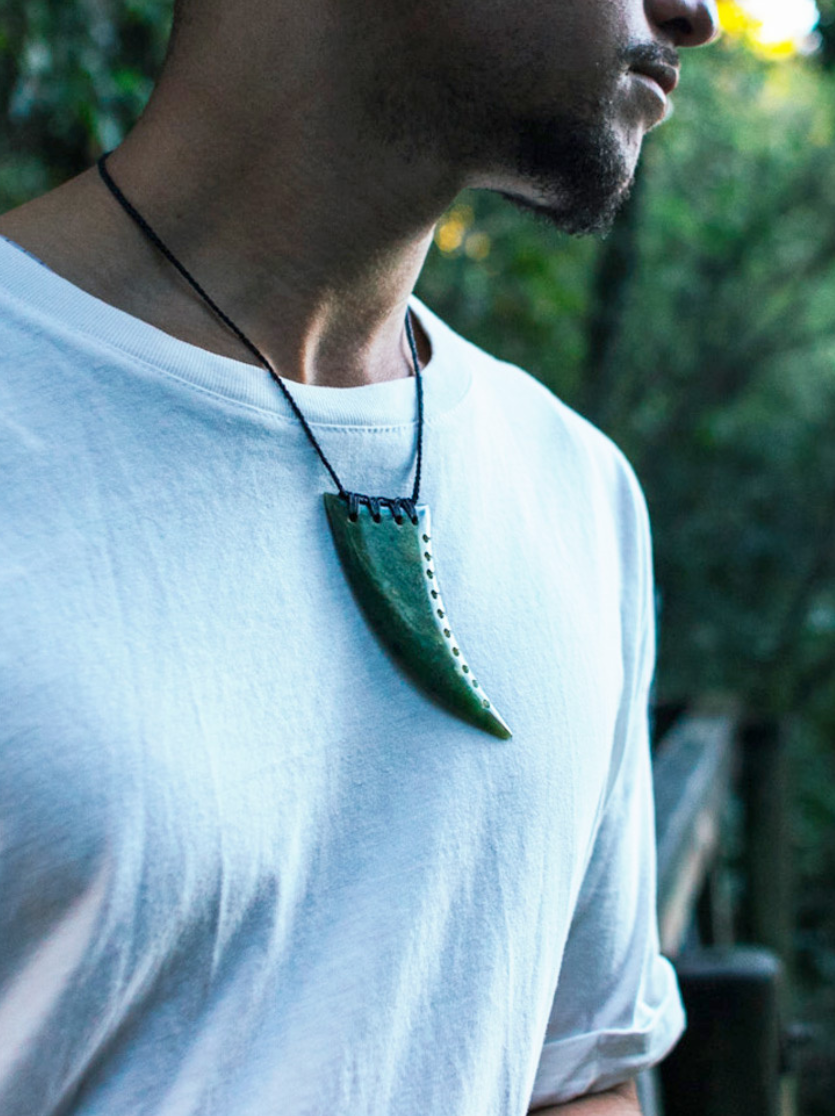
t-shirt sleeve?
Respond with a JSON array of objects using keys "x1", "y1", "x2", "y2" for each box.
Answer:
[{"x1": 528, "y1": 465, "x2": 686, "y2": 1108}]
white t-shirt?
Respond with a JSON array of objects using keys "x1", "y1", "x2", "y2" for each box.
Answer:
[{"x1": 0, "y1": 234, "x2": 684, "y2": 1116}]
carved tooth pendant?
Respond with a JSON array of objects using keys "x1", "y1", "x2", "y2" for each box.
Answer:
[{"x1": 323, "y1": 494, "x2": 512, "y2": 740}]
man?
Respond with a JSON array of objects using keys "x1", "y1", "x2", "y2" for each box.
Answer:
[{"x1": 0, "y1": 0, "x2": 718, "y2": 1112}]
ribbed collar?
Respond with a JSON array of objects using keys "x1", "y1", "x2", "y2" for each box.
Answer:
[{"x1": 0, "y1": 235, "x2": 472, "y2": 429}]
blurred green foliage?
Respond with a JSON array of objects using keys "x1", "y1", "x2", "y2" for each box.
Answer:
[
  {"x1": 0, "y1": 0, "x2": 170, "y2": 201},
  {"x1": 423, "y1": 48, "x2": 835, "y2": 719},
  {"x1": 2, "y1": 3, "x2": 835, "y2": 1109}
]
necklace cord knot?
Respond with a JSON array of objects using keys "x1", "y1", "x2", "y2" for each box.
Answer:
[{"x1": 342, "y1": 492, "x2": 418, "y2": 526}]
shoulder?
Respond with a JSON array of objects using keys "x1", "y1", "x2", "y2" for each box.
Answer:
[
  {"x1": 0, "y1": 236, "x2": 74, "y2": 378},
  {"x1": 490, "y1": 352, "x2": 653, "y2": 589},
  {"x1": 417, "y1": 298, "x2": 650, "y2": 544}
]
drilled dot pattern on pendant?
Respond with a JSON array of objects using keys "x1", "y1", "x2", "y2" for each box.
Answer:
[{"x1": 417, "y1": 524, "x2": 485, "y2": 710}]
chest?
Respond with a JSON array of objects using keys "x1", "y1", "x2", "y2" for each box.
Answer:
[{"x1": 0, "y1": 424, "x2": 625, "y2": 956}]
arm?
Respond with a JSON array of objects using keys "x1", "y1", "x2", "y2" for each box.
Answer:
[
  {"x1": 528, "y1": 466, "x2": 681, "y2": 1110},
  {"x1": 530, "y1": 1079, "x2": 641, "y2": 1114}
]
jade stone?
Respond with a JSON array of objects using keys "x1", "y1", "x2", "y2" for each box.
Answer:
[{"x1": 323, "y1": 494, "x2": 512, "y2": 740}]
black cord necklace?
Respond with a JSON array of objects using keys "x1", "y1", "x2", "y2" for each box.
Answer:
[
  {"x1": 97, "y1": 153, "x2": 423, "y2": 521},
  {"x1": 96, "y1": 153, "x2": 511, "y2": 740}
]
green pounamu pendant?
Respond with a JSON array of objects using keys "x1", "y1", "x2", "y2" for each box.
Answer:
[{"x1": 324, "y1": 493, "x2": 512, "y2": 740}]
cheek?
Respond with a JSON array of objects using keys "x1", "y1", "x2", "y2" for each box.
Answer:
[
  {"x1": 393, "y1": 0, "x2": 636, "y2": 132},
  {"x1": 403, "y1": 3, "x2": 602, "y2": 86}
]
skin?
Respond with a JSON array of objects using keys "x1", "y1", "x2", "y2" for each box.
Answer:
[
  {"x1": 0, "y1": 1, "x2": 717, "y2": 1107},
  {"x1": 0, "y1": 0, "x2": 718, "y2": 389},
  {"x1": 537, "y1": 1077, "x2": 641, "y2": 1114}
]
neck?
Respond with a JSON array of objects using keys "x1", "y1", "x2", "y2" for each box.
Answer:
[{"x1": 0, "y1": 19, "x2": 460, "y2": 386}]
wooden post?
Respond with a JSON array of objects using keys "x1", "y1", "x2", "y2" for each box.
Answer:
[
  {"x1": 661, "y1": 946, "x2": 784, "y2": 1116},
  {"x1": 697, "y1": 862, "x2": 736, "y2": 948},
  {"x1": 738, "y1": 718, "x2": 794, "y2": 984}
]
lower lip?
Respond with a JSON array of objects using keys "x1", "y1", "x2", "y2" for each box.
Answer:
[
  {"x1": 631, "y1": 72, "x2": 670, "y2": 121},
  {"x1": 632, "y1": 72, "x2": 668, "y2": 106}
]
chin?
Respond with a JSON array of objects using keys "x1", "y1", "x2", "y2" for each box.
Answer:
[
  {"x1": 497, "y1": 114, "x2": 639, "y2": 235},
  {"x1": 498, "y1": 175, "x2": 634, "y2": 237}
]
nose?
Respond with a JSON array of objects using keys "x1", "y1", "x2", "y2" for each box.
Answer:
[{"x1": 646, "y1": 0, "x2": 720, "y2": 47}]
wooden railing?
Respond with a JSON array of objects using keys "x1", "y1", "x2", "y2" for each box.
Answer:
[
  {"x1": 636, "y1": 706, "x2": 802, "y2": 1116},
  {"x1": 654, "y1": 708, "x2": 739, "y2": 958}
]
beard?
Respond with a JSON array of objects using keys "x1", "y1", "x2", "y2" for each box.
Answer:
[
  {"x1": 499, "y1": 113, "x2": 636, "y2": 236},
  {"x1": 361, "y1": 40, "x2": 644, "y2": 236}
]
